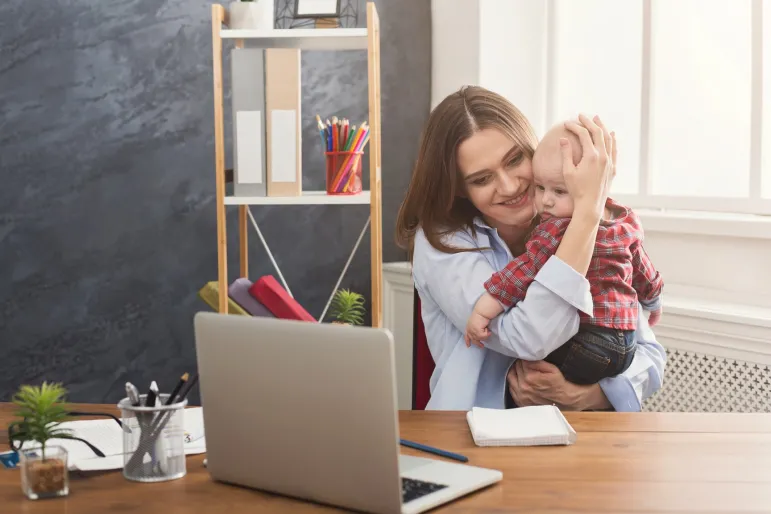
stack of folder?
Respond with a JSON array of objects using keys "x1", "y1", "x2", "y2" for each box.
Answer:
[{"x1": 197, "y1": 276, "x2": 316, "y2": 322}]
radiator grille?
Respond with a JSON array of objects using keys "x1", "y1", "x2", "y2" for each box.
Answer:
[{"x1": 643, "y1": 348, "x2": 771, "y2": 413}]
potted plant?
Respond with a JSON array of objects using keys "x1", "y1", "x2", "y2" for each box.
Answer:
[
  {"x1": 8, "y1": 382, "x2": 72, "y2": 500},
  {"x1": 328, "y1": 289, "x2": 366, "y2": 325},
  {"x1": 229, "y1": 0, "x2": 275, "y2": 30}
]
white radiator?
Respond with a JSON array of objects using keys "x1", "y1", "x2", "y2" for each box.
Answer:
[
  {"x1": 644, "y1": 348, "x2": 771, "y2": 413},
  {"x1": 382, "y1": 261, "x2": 771, "y2": 413}
]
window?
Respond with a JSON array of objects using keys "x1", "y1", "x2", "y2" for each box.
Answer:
[{"x1": 548, "y1": 0, "x2": 771, "y2": 215}]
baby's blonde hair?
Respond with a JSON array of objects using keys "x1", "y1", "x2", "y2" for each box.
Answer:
[{"x1": 535, "y1": 122, "x2": 583, "y2": 167}]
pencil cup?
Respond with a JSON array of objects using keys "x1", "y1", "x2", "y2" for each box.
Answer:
[
  {"x1": 325, "y1": 151, "x2": 363, "y2": 195},
  {"x1": 118, "y1": 394, "x2": 188, "y2": 483}
]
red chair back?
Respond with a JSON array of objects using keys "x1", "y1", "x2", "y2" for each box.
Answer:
[{"x1": 412, "y1": 289, "x2": 435, "y2": 410}]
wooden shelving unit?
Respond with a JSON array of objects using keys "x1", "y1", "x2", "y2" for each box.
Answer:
[{"x1": 209, "y1": 3, "x2": 383, "y2": 327}]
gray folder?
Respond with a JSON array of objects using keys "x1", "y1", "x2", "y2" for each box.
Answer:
[{"x1": 231, "y1": 48, "x2": 267, "y2": 197}]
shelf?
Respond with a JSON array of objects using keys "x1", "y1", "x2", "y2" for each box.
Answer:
[
  {"x1": 220, "y1": 28, "x2": 368, "y2": 51},
  {"x1": 224, "y1": 190, "x2": 371, "y2": 205}
]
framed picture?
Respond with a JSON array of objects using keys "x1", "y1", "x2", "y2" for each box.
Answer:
[{"x1": 293, "y1": 0, "x2": 341, "y2": 19}]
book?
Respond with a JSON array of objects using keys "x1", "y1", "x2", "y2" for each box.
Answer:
[
  {"x1": 228, "y1": 277, "x2": 276, "y2": 318},
  {"x1": 466, "y1": 405, "x2": 577, "y2": 447},
  {"x1": 198, "y1": 281, "x2": 250, "y2": 316},
  {"x1": 249, "y1": 275, "x2": 316, "y2": 322}
]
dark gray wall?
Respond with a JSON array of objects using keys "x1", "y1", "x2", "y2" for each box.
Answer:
[{"x1": 0, "y1": 0, "x2": 430, "y2": 403}]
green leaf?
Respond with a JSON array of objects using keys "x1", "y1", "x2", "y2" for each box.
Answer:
[
  {"x1": 327, "y1": 289, "x2": 367, "y2": 325},
  {"x1": 10, "y1": 381, "x2": 71, "y2": 448}
]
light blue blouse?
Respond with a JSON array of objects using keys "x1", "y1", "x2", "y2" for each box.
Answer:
[{"x1": 411, "y1": 217, "x2": 666, "y2": 412}]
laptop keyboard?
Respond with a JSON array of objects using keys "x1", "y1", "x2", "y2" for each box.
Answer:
[{"x1": 402, "y1": 477, "x2": 448, "y2": 503}]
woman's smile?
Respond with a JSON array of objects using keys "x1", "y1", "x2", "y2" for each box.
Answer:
[{"x1": 496, "y1": 187, "x2": 531, "y2": 209}]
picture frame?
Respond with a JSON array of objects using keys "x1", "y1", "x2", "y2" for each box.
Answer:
[{"x1": 293, "y1": 0, "x2": 341, "y2": 19}]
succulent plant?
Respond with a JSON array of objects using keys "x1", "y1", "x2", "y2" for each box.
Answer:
[
  {"x1": 328, "y1": 289, "x2": 366, "y2": 325},
  {"x1": 9, "y1": 382, "x2": 73, "y2": 460}
]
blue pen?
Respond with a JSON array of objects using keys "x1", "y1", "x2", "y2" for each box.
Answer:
[{"x1": 399, "y1": 439, "x2": 468, "y2": 463}]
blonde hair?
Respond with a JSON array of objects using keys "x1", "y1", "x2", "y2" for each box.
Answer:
[{"x1": 395, "y1": 86, "x2": 538, "y2": 258}]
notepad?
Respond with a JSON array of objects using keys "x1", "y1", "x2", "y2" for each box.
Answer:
[
  {"x1": 41, "y1": 407, "x2": 207, "y2": 472},
  {"x1": 466, "y1": 406, "x2": 577, "y2": 447}
]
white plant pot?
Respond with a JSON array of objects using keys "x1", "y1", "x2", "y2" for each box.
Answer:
[{"x1": 229, "y1": 1, "x2": 274, "y2": 30}]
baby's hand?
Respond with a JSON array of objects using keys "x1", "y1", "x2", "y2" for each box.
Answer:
[
  {"x1": 464, "y1": 311, "x2": 491, "y2": 349},
  {"x1": 648, "y1": 307, "x2": 662, "y2": 326}
]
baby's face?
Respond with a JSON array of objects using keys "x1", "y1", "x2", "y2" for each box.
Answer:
[{"x1": 533, "y1": 152, "x2": 574, "y2": 219}]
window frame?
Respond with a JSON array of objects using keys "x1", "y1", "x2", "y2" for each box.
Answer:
[{"x1": 545, "y1": 0, "x2": 771, "y2": 217}]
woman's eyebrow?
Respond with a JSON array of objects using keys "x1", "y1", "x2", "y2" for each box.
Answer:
[
  {"x1": 465, "y1": 168, "x2": 491, "y2": 181},
  {"x1": 500, "y1": 145, "x2": 522, "y2": 164},
  {"x1": 465, "y1": 146, "x2": 522, "y2": 180}
]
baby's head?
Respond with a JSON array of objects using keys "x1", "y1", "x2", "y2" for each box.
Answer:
[{"x1": 532, "y1": 122, "x2": 583, "y2": 219}]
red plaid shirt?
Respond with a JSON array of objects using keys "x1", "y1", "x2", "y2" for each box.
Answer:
[{"x1": 484, "y1": 198, "x2": 663, "y2": 330}]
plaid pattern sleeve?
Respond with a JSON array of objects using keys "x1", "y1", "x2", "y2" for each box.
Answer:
[
  {"x1": 483, "y1": 218, "x2": 569, "y2": 307},
  {"x1": 630, "y1": 240, "x2": 663, "y2": 304}
]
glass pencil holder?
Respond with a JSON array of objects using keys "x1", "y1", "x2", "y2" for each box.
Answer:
[
  {"x1": 325, "y1": 151, "x2": 363, "y2": 195},
  {"x1": 118, "y1": 394, "x2": 187, "y2": 483}
]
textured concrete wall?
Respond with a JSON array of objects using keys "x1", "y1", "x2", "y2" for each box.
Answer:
[{"x1": 0, "y1": 0, "x2": 430, "y2": 403}]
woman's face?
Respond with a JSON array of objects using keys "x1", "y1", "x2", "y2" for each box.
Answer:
[{"x1": 456, "y1": 128, "x2": 536, "y2": 230}]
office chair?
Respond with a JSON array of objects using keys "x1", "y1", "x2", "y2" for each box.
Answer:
[{"x1": 412, "y1": 288, "x2": 435, "y2": 410}]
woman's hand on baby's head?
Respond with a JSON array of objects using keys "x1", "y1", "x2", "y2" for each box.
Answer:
[{"x1": 560, "y1": 113, "x2": 616, "y2": 220}]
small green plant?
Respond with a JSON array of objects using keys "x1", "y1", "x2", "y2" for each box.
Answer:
[
  {"x1": 329, "y1": 289, "x2": 366, "y2": 325},
  {"x1": 9, "y1": 382, "x2": 73, "y2": 460}
]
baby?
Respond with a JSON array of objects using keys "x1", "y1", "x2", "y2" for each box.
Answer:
[{"x1": 464, "y1": 122, "x2": 663, "y2": 386}]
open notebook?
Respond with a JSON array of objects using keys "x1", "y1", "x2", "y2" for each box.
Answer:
[
  {"x1": 35, "y1": 407, "x2": 206, "y2": 472},
  {"x1": 466, "y1": 406, "x2": 577, "y2": 447}
]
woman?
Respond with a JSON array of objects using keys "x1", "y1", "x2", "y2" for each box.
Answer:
[{"x1": 395, "y1": 86, "x2": 665, "y2": 411}]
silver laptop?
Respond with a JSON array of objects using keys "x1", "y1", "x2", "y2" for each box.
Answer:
[{"x1": 193, "y1": 312, "x2": 502, "y2": 514}]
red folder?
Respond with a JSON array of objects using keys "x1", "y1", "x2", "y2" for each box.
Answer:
[{"x1": 249, "y1": 275, "x2": 316, "y2": 322}]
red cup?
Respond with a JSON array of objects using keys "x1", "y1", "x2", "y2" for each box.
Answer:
[{"x1": 325, "y1": 151, "x2": 363, "y2": 195}]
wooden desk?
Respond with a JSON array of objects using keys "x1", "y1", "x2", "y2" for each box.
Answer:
[{"x1": 2, "y1": 404, "x2": 771, "y2": 512}]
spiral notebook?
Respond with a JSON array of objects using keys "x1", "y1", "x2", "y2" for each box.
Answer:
[{"x1": 466, "y1": 405, "x2": 577, "y2": 447}]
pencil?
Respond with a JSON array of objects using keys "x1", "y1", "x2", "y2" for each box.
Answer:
[
  {"x1": 341, "y1": 132, "x2": 369, "y2": 192},
  {"x1": 332, "y1": 124, "x2": 368, "y2": 191},
  {"x1": 331, "y1": 116, "x2": 339, "y2": 151},
  {"x1": 331, "y1": 124, "x2": 359, "y2": 188},
  {"x1": 342, "y1": 133, "x2": 369, "y2": 192},
  {"x1": 316, "y1": 115, "x2": 326, "y2": 148},
  {"x1": 165, "y1": 372, "x2": 190, "y2": 405},
  {"x1": 175, "y1": 372, "x2": 199, "y2": 403},
  {"x1": 344, "y1": 124, "x2": 356, "y2": 151}
]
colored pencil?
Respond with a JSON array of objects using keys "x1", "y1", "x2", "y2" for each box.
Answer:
[
  {"x1": 334, "y1": 124, "x2": 368, "y2": 190},
  {"x1": 344, "y1": 124, "x2": 356, "y2": 151},
  {"x1": 315, "y1": 115, "x2": 326, "y2": 148},
  {"x1": 331, "y1": 125, "x2": 364, "y2": 190},
  {"x1": 341, "y1": 132, "x2": 369, "y2": 192}
]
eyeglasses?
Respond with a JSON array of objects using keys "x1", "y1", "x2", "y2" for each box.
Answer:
[{"x1": 7, "y1": 411, "x2": 126, "y2": 458}]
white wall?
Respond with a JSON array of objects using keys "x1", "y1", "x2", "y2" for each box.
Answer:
[
  {"x1": 430, "y1": 0, "x2": 480, "y2": 110},
  {"x1": 478, "y1": 0, "x2": 549, "y2": 136},
  {"x1": 431, "y1": 0, "x2": 549, "y2": 135}
]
